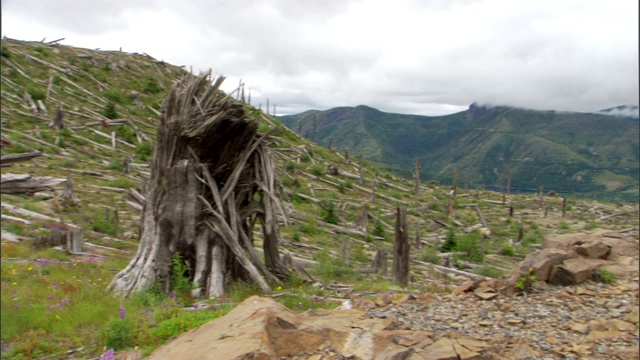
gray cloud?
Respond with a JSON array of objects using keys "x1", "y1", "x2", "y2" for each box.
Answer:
[{"x1": 2, "y1": 0, "x2": 638, "y2": 116}]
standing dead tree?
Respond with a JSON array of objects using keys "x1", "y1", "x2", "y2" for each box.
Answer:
[{"x1": 108, "y1": 73, "x2": 289, "y2": 298}]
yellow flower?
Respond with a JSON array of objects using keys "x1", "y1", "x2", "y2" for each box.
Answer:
[
  {"x1": 276, "y1": 286, "x2": 282, "y2": 291},
  {"x1": 12, "y1": 282, "x2": 17, "y2": 286},
  {"x1": 27, "y1": 267, "x2": 33, "y2": 271}
]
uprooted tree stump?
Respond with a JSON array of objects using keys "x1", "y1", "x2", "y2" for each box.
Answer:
[{"x1": 108, "y1": 73, "x2": 289, "y2": 298}]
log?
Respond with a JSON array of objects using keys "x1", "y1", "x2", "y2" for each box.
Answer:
[
  {"x1": 1, "y1": 173, "x2": 67, "y2": 194},
  {"x1": 0, "y1": 151, "x2": 42, "y2": 165},
  {"x1": 413, "y1": 260, "x2": 491, "y2": 281}
]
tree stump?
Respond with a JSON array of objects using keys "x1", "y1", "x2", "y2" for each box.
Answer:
[
  {"x1": 392, "y1": 207, "x2": 409, "y2": 287},
  {"x1": 108, "y1": 73, "x2": 289, "y2": 298}
]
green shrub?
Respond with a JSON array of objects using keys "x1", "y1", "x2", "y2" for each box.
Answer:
[
  {"x1": 439, "y1": 228, "x2": 457, "y2": 252},
  {"x1": 313, "y1": 249, "x2": 357, "y2": 282},
  {"x1": 321, "y1": 201, "x2": 339, "y2": 225},
  {"x1": 420, "y1": 247, "x2": 441, "y2": 265},
  {"x1": 90, "y1": 211, "x2": 119, "y2": 236},
  {"x1": 103, "y1": 319, "x2": 132, "y2": 350},
  {"x1": 27, "y1": 86, "x2": 46, "y2": 101},
  {"x1": 456, "y1": 232, "x2": 484, "y2": 263},
  {"x1": 285, "y1": 160, "x2": 297, "y2": 172},
  {"x1": 148, "y1": 311, "x2": 218, "y2": 345},
  {"x1": 102, "y1": 101, "x2": 119, "y2": 119},
  {"x1": 1, "y1": 45, "x2": 11, "y2": 58},
  {"x1": 596, "y1": 267, "x2": 617, "y2": 284},
  {"x1": 170, "y1": 253, "x2": 192, "y2": 295},
  {"x1": 135, "y1": 141, "x2": 154, "y2": 162},
  {"x1": 310, "y1": 164, "x2": 324, "y2": 176},
  {"x1": 142, "y1": 76, "x2": 163, "y2": 94},
  {"x1": 103, "y1": 89, "x2": 126, "y2": 105},
  {"x1": 372, "y1": 220, "x2": 385, "y2": 240},
  {"x1": 500, "y1": 243, "x2": 516, "y2": 257}
]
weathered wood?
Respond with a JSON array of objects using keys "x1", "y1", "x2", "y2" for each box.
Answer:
[
  {"x1": 371, "y1": 249, "x2": 388, "y2": 275},
  {"x1": 1, "y1": 173, "x2": 66, "y2": 194},
  {"x1": 108, "y1": 73, "x2": 288, "y2": 298},
  {"x1": 392, "y1": 207, "x2": 410, "y2": 287},
  {"x1": 66, "y1": 228, "x2": 83, "y2": 253},
  {"x1": 0, "y1": 151, "x2": 42, "y2": 165},
  {"x1": 413, "y1": 260, "x2": 491, "y2": 281}
]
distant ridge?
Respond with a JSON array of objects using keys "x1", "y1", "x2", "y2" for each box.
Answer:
[{"x1": 279, "y1": 103, "x2": 639, "y2": 203}]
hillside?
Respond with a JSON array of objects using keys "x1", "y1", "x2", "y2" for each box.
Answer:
[
  {"x1": 279, "y1": 103, "x2": 640, "y2": 203},
  {"x1": 1, "y1": 38, "x2": 638, "y2": 359}
]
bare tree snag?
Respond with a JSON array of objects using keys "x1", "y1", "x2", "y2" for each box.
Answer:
[
  {"x1": 108, "y1": 73, "x2": 289, "y2": 298},
  {"x1": 50, "y1": 106, "x2": 64, "y2": 130},
  {"x1": 562, "y1": 197, "x2": 567, "y2": 218},
  {"x1": 358, "y1": 156, "x2": 365, "y2": 185},
  {"x1": 414, "y1": 158, "x2": 421, "y2": 198},
  {"x1": 415, "y1": 222, "x2": 422, "y2": 251},
  {"x1": 371, "y1": 249, "x2": 388, "y2": 275},
  {"x1": 392, "y1": 207, "x2": 409, "y2": 287}
]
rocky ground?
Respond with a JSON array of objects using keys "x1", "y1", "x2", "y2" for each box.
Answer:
[
  {"x1": 359, "y1": 279, "x2": 639, "y2": 359},
  {"x1": 143, "y1": 231, "x2": 639, "y2": 360}
]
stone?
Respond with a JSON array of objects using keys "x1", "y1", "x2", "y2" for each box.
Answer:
[
  {"x1": 576, "y1": 240, "x2": 611, "y2": 259},
  {"x1": 474, "y1": 291, "x2": 498, "y2": 300},
  {"x1": 549, "y1": 257, "x2": 594, "y2": 285},
  {"x1": 420, "y1": 338, "x2": 459, "y2": 360},
  {"x1": 453, "y1": 280, "x2": 478, "y2": 296},
  {"x1": 570, "y1": 323, "x2": 589, "y2": 334},
  {"x1": 354, "y1": 298, "x2": 376, "y2": 311},
  {"x1": 609, "y1": 319, "x2": 637, "y2": 332},
  {"x1": 585, "y1": 330, "x2": 624, "y2": 341},
  {"x1": 504, "y1": 343, "x2": 540, "y2": 359},
  {"x1": 531, "y1": 280, "x2": 549, "y2": 291}
]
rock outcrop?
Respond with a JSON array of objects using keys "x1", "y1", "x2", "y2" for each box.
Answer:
[
  {"x1": 146, "y1": 296, "x2": 490, "y2": 360},
  {"x1": 454, "y1": 230, "x2": 639, "y2": 296}
]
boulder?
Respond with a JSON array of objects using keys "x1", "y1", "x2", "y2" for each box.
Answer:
[
  {"x1": 576, "y1": 240, "x2": 611, "y2": 259},
  {"x1": 549, "y1": 258, "x2": 611, "y2": 286},
  {"x1": 147, "y1": 296, "x2": 472, "y2": 360}
]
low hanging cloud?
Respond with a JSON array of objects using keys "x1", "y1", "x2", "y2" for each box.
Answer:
[{"x1": 2, "y1": 0, "x2": 638, "y2": 116}]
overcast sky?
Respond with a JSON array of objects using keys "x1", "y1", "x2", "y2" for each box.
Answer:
[{"x1": 2, "y1": 0, "x2": 638, "y2": 116}]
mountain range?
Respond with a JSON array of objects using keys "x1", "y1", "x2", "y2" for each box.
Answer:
[{"x1": 279, "y1": 103, "x2": 639, "y2": 203}]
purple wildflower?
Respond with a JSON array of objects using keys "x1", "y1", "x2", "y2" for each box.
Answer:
[
  {"x1": 193, "y1": 304, "x2": 199, "y2": 309},
  {"x1": 51, "y1": 285, "x2": 58, "y2": 289},
  {"x1": 45, "y1": 311, "x2": 51, "y2": 315},
  {"x1": 48, "y1": 295, "x2": 54, "y2": 300},
  {"x1": 99, "y1": 348, "x2": 116, "y2": 360},
  {"x1": 162, "y1": 304, "x2": 167, "y2": 309},
  {"x1": 50, "y1": 305, "x2": 56, "y2": 310},
  {"x1": 13, "y1": 305, "x2": 19, "y2": 310},
  {"x1": 213, "y1": 305, "x2": 218, "y2": 311},
  {"x1": 119, "y1": 306, "x2": 126, "y2": 320},
  {"x1": 170, "y1": 293, "x2": 176, "y2": 299}
]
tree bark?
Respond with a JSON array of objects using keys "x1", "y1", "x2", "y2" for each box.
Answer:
[
  {"x1": 392, "y1": 206, "x2": 409, "y2": 287},
  {"x1": 108, "y1": 73, "x2": 288, "y2": 298}
]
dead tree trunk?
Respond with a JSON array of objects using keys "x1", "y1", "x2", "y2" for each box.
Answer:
[
  {"x1": 392, "y1": 207, "x2": 409, "y2": 287},
  {"x1": 108, "y1": 73, "x2": 289, "y2": 298}
]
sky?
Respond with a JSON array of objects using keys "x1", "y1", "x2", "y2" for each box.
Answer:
[{"x1": 2, "y1": 0, "x2": 638, "y2": 116}]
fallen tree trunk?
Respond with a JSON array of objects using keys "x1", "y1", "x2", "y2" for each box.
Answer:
[
  {"x1": 1, "y1": 173, "x2": 66, "y2": 194},
  {"x1": 0, "y1": 151, "x2": 42, "y2": 165}
]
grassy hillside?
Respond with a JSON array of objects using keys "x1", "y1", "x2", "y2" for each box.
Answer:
[
  {"x1": 1, "y1": 38, "x2": 638, "y2": 359},
  {"x1": 279, "y1": 103, "x2": 639, "y2": 203}
]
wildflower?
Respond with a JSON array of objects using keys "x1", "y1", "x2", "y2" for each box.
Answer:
[
  {"x1": 10, "y1": 294, "x2": 17, "y2": 300},
  {"x1": 99, "y1": 348, "x2": 116, "y2": 360},
  {"x1": 13, "y1": 305, "x2": 19, "y2": 310},
  {"x1": 50, "y1": 305, "x2": 56, "y2": 310},
  {"x1": 11, "y1": 282, "x2": 16, "y2": 286},
  {"x1": 170, "y1": 293, "x2": 176, "y2": 299},
  {"x1": 193, "y1": 304, "x2": 199, "y2": 309},
  {"x1": 45, "y1": 311, "x2": 51, "y2": 315},
  {"x1": 213, "y1": 305, "x2": 218, "y2": 311},
  {"x1": 51, "y1": 285, "x2": 58, "y2": 289},
  {"x1": 276, "y1": 286, "x2": 282, "y2": 290},
  {"x1": 48, "y1": 295, "x2": 54, "y2": 300},
  {"x1": 119, "y1": 307, "x2": 126, "y2": 320},
  {"x1": 27, "y1": 267, "x2": 33, "y2": 271},
  {"x1": 162, "y1": 304, "x2": 167, "y2": 309}
]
